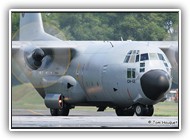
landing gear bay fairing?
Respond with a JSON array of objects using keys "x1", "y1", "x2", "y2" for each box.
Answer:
[{"x1": 11, "y1": 11, "x2": 179, "y2": 117}]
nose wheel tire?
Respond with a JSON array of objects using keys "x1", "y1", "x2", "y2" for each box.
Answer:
[{"x1": 135, "y1": 104, "x2": 154, "y2": 116}]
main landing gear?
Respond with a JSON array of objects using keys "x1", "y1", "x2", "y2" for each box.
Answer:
[
  {"x1": 135, "y1": 104, "x2": 154, "y2": 116},
  {"x1": 115, "y1": 107, "x2": 134, "y2": 116},
  {"x1": 50, "y1": 104, "x2": 70, "y2": 116},
  {"x1": 115, "y1": 104, "x2": 154, "y2": 116}
]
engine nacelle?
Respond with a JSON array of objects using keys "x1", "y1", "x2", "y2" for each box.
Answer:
[
  {"x1": 44, "y1": 94, "x2": 63, "y2": 109},
  {"x1": 59, "y1": 75, "x2": 86, "y2": 104},
  {"x1": 25, "y1": 48, "x2": 45, "y2": 70},
  {"x1": 43, "y1": 75, "x2": 86, "y2": 105}
]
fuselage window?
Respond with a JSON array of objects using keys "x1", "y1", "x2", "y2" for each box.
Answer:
[
  {"x1": 140, "y1": 53, "x2": 149, "y2": 61},
  {"x1": 158, "y1": 53, "x2": 165, "y2": 61},
  {"x1": 149, "y1": 53, "x2": 158, "y2": 60}
]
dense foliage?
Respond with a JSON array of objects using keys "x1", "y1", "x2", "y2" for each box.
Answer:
[{"x1": 11, "y1": 12, "x2": 179, "y2": 41}]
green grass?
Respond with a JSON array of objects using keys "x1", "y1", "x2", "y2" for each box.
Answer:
[
  {"x1": 154, "y1": 102, "x2": 178, "y2": 116},
  {"x1": 11, "y1": 84, "x2": 179, "y2": 116},
  {"x1": 12, "y1": 83, "x2": 46, "y2": 109}
]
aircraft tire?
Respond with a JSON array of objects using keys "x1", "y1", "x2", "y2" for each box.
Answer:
[
  {"x1": 50, "y1": 108, "x2": 59, "y2": 116},
  {"x1": 135, "y1": 104, "x2": 146, "y2": 116},
  {"x1": 146, "y1": 105, "x2": 154, "y2": 116},
  {"x1": 135, "y1": 104, "x2": 154, "y2": 116},
  {"x1": 58, "y1": 107, "x2": 70, "y2": 116},
  {"x1": 115, "y1": 108, "x2": 134, "y2": 116}
]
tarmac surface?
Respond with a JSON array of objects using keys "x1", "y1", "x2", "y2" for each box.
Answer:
[{"x1": 11, "y1": 109, "x2": 179, "y2": 129}]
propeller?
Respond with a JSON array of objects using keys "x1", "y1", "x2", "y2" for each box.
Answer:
[
  {"x1": 25, "y1": 48, "x2": 45, "y2": 70},
  {"x1": 12, "y1": 43, "x2": 49, "y2": 86},
  {"x1": 12, "y1": 42, "x2": 75, "y2": 87}
]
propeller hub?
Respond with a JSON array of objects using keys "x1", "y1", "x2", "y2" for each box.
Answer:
[{"x1": 25, "y1": 48, "x2": 45, "y2": 70}]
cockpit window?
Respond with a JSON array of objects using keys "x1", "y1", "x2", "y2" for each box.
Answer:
[
  {"x1": 135, "y1": 55, "x2": 139, "y2": 62},
  {"x1": 124, "y1": 51, "x2": 168, "y2": 64},
  {"x1": 158, "y1": 53, "x2": 165, "y2": 61},
  {"x1": 128, "y1": 50, "x2": 132, "y2": 55},
  {"x1": 124, "y1": 55, "x2": 130, "y2": 63},
  {"x1": 149, "y1": 53, "x2": 158, "y2": 60},
  {"x1": 132, "y1": 50, "x2": 137, "y2": 54},
  {"x1": 129, "y1": 54, "x2": 135, "y2": 63},
  {"x1": 140, "y1": 53, "x2": 149, "y2": 61},
  {"x1": 124, "y1": 50, "x2": 139, "y2": 63}
]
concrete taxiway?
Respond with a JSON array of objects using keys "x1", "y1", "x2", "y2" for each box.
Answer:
[{"x1": 11, "y1": 109, "x2": 179, "y2": 129}]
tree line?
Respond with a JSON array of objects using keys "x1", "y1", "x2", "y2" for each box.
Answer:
[{"x1": 11, "y1": 12, "x2": 179, "y2": 41}]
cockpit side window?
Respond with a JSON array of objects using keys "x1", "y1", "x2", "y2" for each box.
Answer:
[
  {"x1": 135, "y1": 55, "x2": 139, "y2": 62},
  {"x1": 140, "y1": 53, "x2": 149, "y2": 61},
  {"x1": 127, "y1": 68, "x2": 131, "y2": 78},
  {"x1": 132, "y1": 68, "x2": 136, "y2": 78},
  {"x1": 128, "y1": 50, "x2": 132, "y2": 55},
  {"x1": 124, "y1": 55, "x2": 130, "y2": 63},
  {"x1": 158, "y1": 53, "x2": 165, "y2": 61}
]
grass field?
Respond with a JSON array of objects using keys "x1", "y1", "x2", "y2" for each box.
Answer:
[
  {"x1": 11, "y1": 84, "x2": 179, "y2": 116},
  {"x1": 154, "y1": 102, "x2": 178, "y2": 116},
  {"x1": 12, "y1": 83, "x2": 46, "y2": 109}
]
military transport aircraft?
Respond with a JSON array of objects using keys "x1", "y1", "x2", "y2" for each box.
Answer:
[{"x1": 11, "y1": 12, "x2": 179, "y2": 116}]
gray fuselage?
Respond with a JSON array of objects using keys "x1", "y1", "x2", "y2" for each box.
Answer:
[{"x1": 12, "y1": 41, "x2": 172, "y2": 109}]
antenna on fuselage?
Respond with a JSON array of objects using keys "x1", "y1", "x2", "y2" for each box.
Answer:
[{"x1": 109, "y1": 41, "x2": 114, "y2": 47}]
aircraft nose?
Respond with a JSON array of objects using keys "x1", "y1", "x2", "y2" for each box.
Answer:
[{"x1": 140, "y1": 70, "x2": 170, "y2": 101}]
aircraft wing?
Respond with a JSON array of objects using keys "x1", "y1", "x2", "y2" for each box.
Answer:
[
  {"x1": 147, "y1": 41, "x2": 179, "y2": 84},
  {"x1": 12, "y1": 41, "x2": 77, "y2": 85}
]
